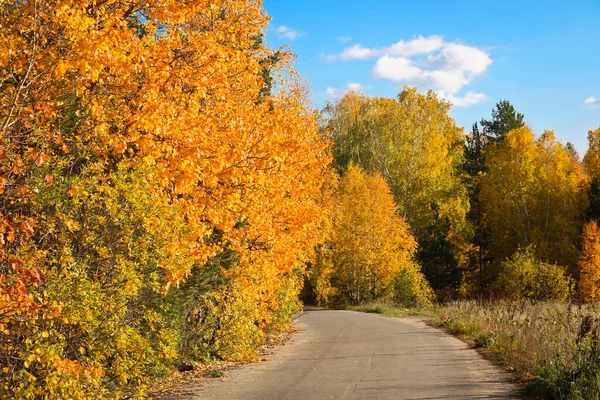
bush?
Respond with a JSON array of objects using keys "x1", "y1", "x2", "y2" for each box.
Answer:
[
  {"x1": 496, "y1": 248, "x2": 573, "y2": 301},
  {"x1": 393, "y1": 264, "x2": 436, "y2": 307}
]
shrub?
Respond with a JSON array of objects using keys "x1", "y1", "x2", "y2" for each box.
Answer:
[
  {"x1": 496, "y1": 248, "x2": 573, "y2": 301},
  {"x1": 393, "y1": 263, "x2": 436, "y2": 307}
]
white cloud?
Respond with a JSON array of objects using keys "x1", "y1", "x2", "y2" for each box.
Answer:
[
  {"x1": 443, "y1": 92, "x2": 489, "y2": 107},
  {"x1": 388, "y1": 35, "x2": 444, "y2": 57},
  {"x1": 326, "y1": 35, "x2": 491, "y2": 107},
  {"x1": 274, "y1": 26, "x2": 306, "y2": 40},
  {"x1": 324, "y1": 44, "x2": 377, "y2": 61},
  {"x1": 372, "y1": 56, "x2": 422, "y2": 81},
  {"x1": 424, "y1": 43, "x2": 492, "y2": 74},
  {"x1": 585, "y1": 96, "x2": 600, "y2": 108},
  {"x1": 325, "y1": 35, "x2": 444, "y2": 61},
  {"x1": 326, "y1": 83, "x2": 364, "y2": 99},
  {"x1": 337, "y1": 36, "x2": 352, "y2": 42}
]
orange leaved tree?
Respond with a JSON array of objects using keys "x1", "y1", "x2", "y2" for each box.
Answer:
[{"x1": 0, "y1": 0, "x2": 329, "y2": 397}]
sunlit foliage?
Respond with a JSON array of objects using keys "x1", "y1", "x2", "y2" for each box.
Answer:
[
  {"x1": 584, "y1": 127, "x2": 600, "y2": 180},
  {"x1": 481, "y1": 127, "x2": 585, "y2": 272},
  {"x1": 579, "y1": 221, "x2": 600, "y2": 302},
  {"x1": 322, "y1": 88, "x2": 468, "y2": 294},
  {"x1": 314, "y1": 164, "x2": 433, "y2": 307},
  {"x1": 496, "y1": 248, "x2": 573, "y2": 301},
  {"x1": 0, "y1": 0, "x2": 329, "y2": 397}
]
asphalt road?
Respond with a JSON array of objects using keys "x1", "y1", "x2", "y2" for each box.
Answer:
[{"x1": 188, "y1": 308, "x2": 520, "y2": 399}]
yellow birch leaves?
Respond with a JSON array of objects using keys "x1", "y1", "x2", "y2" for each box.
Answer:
[{"x1": 316, "y1": 164, "x2": 432, "y2": 306}]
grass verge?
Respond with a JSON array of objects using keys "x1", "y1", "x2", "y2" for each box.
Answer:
[
  {"x1": 347, "y1": 301, "x2": 432, "y2": 317},
  {"x1": 430, "y1": 301, "x2": 600, "y2": 400}
]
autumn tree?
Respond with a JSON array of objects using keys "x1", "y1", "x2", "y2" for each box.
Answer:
[
  {"x1": 319, "y1": 164, "x2": 432, "y2": 306},
  {"x1": 579, "y1": 220, "x2": 600, "y2": 302},
  {"x1": 0, "y1": 0, "x2": 329, "y2": 397},
  {"x1": 583, "y1": 127, "x2": 600, "y2": 224},
  {"x1": 480, "y1": 100, "x2": 525, "y2": 145},
  {"x1": 480, "y1": 127, "x2": 585, "y2": 274},
  {"x1": 584, "y1": 127, "x2": 600, "y2": 180},
  {"x1": 459, "y1": 100, "x2": 525, "y2": 297},
  {"x1": 322, "y1": 88, "x2": 468, "y2": 293}
]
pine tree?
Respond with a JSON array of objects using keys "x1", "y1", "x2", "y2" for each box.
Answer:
[
  {"x1": 480, "y1": 100, "x2": 525, "y2": 145},
  {"x1": 462, "y1": 122, "x2": 493, "y2": 297}
]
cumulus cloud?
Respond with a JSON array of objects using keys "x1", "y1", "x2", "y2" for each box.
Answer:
[
  {"x1": 424, "y1": 43, "x2": 491, "y2": 74},
  {"x1": 444, "y1": 92, "x2": 489, "y2": 107},
  {"x1": 585, "y1": 96, "x2": 600, "y2": 108},
  {"x1": 325, "y1": 35, "x2": 444, "y2": 61},
  {"x1": 274, "y1": 26, "x2": 306, "y2": 40},
  {"x1": 372, "y1": 56, "x2": 424, "y2": 81},
  {"x1": 388, "y1": 35, "x2": 444, "y2": 57},
  {"x1": 326, "y1": 83, "x2": 364, "y2": 99},
  {"x1": 323, "y1": 44, "x2": 376, "y2": 61},
  {"x1": 325, "y1": 35, "x2": 492, "y2": 107}
]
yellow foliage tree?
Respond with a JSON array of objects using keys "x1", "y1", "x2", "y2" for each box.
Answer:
[
  {"x1": 584, "y1": 127, "x2": 600, "y2": 179},
  {"x1": 481, "y1": 127, "x2": 585, "y2": 271},
  {"x1": 324, "y1": 88, "x2": 466, "y2": 237},
  {"x1": 579, "y1": 221, "x2": 600, "y2": 302},
  {"x1": 321, "y1": 164, "x2": 432, "y2": 306}
]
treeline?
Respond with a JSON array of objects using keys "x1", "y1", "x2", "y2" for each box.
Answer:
[
  {"x1": 0, "y1": 1, "x2": 330, "y2": 398},
  {"x1": 312, "y1": 88, "x2": 600, "y2": 306}
]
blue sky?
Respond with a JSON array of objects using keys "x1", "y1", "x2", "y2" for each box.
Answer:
[{"x1": 263, "y1": 0, "x2": 600, "y2": 153}]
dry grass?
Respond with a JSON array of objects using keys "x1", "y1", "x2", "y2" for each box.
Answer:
[
  {"x1": 347, "y1": 301, "x2": 432, "y2": 317},
  {"x1": 431, "y1": 300, "x2": 600, "y2": 399}
]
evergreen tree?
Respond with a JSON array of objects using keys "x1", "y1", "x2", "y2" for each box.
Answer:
[
  {"x1": 464, "y1": 123, "x2": 489, "y2": 177},
  {"x1": 586, "y1": 178, "x2": 600, "y2": 222},
  {"x1": 418, "y1": 210, "x2": 460, "y2": 300},
  {"x1": 480, "y1": 100, "x2": 525, "y2": 145},
  {"x1": 462, "y1": 123, "x2": 493, "y2": 297}
]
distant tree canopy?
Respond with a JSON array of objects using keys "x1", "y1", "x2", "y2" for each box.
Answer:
[
  {"x1": 480, "y1": 127, "x2": 585, "y2": 271},
  {"x1": 320, "y1": 91, "x2": 594, "y2": 303},
  {"x1": 322, "y1": 88, "x2": 467, "y2": 293}
]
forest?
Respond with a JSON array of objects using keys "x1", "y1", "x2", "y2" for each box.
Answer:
[{"x1": 0, "y1": 0, "x2": 599, "y2": 398}]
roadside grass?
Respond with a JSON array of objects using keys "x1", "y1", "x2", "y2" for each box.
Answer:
[
  {"x1": 347, "y1": 301, "x2": 433, "y2": 317},
  {"x1": 431, "y1": 301, "x2": 600, "y2": 400}
]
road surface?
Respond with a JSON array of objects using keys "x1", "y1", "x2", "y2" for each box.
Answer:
[{"x1": 183, "y1": 308, "x2": 520, "y2": 399}]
